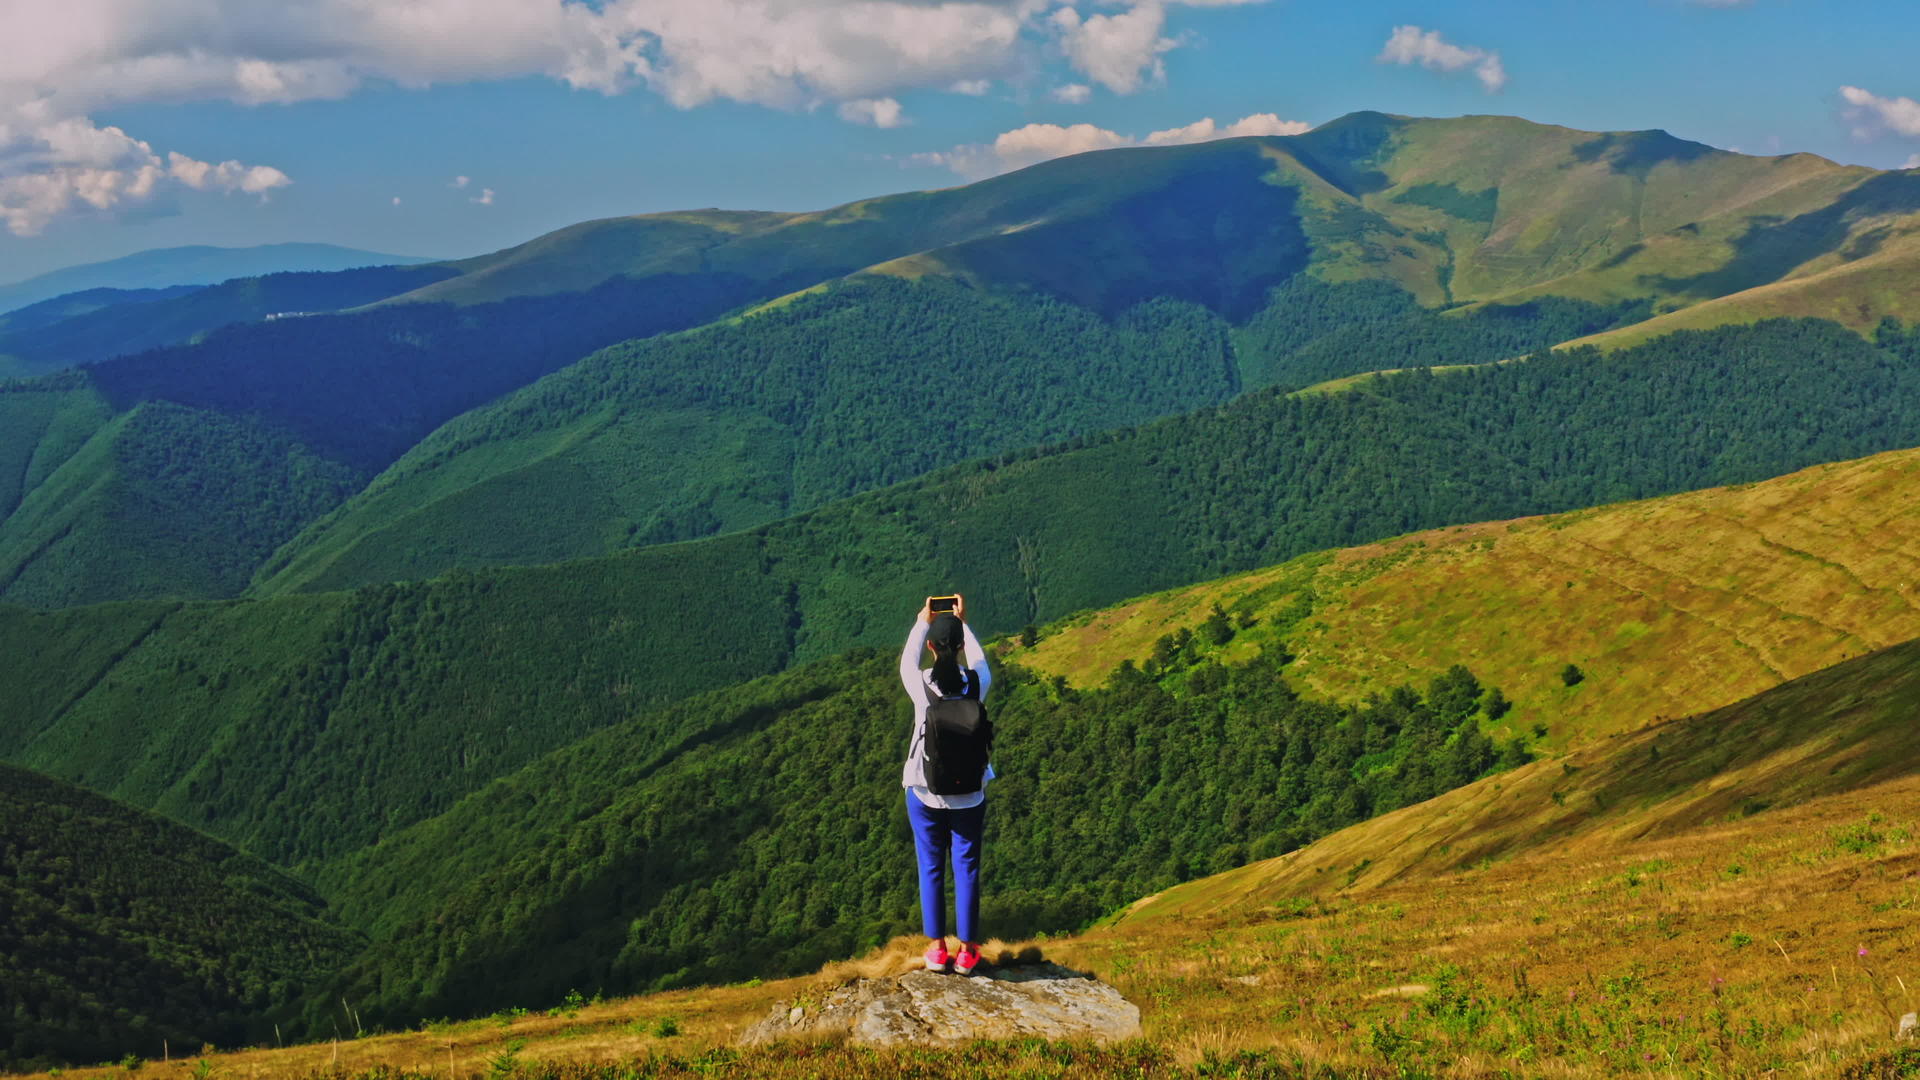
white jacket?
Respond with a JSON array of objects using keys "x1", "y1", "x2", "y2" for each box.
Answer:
[{"x1": 899, "y1": 617, "x2": 994, "y2": 809}]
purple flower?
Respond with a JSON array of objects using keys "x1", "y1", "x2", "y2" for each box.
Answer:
[{"x1": 1860, "y1": 947, "x2": 1870, "y2": 957}]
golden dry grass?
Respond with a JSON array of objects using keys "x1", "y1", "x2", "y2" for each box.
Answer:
[
  {"x1": 1011, "y1": 445, "x2": 1920, "y2": 750},
  {"x1": 20, "y1": 635, "x2": 1920, "y2": 1078}
]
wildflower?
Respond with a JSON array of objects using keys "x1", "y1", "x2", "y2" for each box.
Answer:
[{"x1": 1859, "y1": 946, "x2": 1870, "y2": 957}]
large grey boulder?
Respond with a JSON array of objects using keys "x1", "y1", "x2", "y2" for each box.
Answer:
[{"x1": 741, "y1": 963, "x2": 1142, "y2": 1046}]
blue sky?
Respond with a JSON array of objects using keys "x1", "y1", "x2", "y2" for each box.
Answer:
[{"x1": 4, "y1": 0, "x2": 1919, "y2": 282}]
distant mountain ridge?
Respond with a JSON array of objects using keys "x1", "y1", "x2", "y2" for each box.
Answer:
[
  {"x1": 2, "y1": 113, "x2": 1918, "y2": 610},
  {"x1": 0, "y1": 242, "x2": 440, "y2": 315}
]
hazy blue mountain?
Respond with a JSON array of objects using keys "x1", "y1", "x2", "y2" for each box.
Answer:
[{"x1": 0, "y1": 242, "x2": 441, "y2": 315}]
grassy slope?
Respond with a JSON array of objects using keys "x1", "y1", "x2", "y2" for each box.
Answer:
[
  {"x1": 20, "y1": 636, "x2": 1920, "y2": 1078},
  {"x1": 1569, "y1": 236, "x2": 1920, "y2": 350},
  {"x1": 1016, "y1": 445, "x2": 1920, "y2": 748},
  {"x1": 1123, "y1": 634, "x2": 1920, "y2": 920},
  {"x1": 393, "y1": 112, "x2": 1907, "y2": 329},
  {"x1": 0, "y1": 762, "x2": 362, "y2": 1069}
]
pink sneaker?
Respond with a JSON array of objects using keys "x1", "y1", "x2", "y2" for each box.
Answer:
[
  {"x1": 954, "y1": 943, "x2": 981, "y2": 976},
  {"x1": 923, "y1": 941, "x2": 951, "y2": 972}
]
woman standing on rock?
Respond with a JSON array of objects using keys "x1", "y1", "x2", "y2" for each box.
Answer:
[{"x1": 899, "y1": 593, "x2": 994, "y2": 976}]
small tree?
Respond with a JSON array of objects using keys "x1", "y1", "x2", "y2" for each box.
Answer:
[
  {"x1": 1483, "y1": 686, "x2": 1512, "y2": 721},
  {"x1": 1560, "y1": 663, "x2": 1585, "y2": 687},
  {"x1": 1018, "y1": 624, "x2": 1039, "y2": 648},
  {"x1": 1201, "y1": 603, "x2": 1234, "y2": 646}
]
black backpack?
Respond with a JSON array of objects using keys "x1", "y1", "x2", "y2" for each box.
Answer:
[{"x1": 923, "y1": 675, "x2": 993, "y2": 796}]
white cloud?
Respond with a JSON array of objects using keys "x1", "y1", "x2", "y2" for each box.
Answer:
[
  {"x1": 0, "y1": 113, "x2": 288, "y2": 235},
  {"x1": 1051, "y1": 83, "x2": 1092, "y2": 104},
  {"x1": 392, "y1": 195, "x2": 402, "y2": 206},
  {"x1": 1840, "y1": 85, "x2": 1920, "y2": 138},
  {"x1": 838, "y1": 97, "x2": 907, "y2": 128},
  {"x1": 1377, "y1": 25, "x2": 1506, "y2": 94},
  {"x1": 913, "y1": 110, "x2": 1308, "y2": 178},
  {"x1": 1, "y1": 0, "x2": 1273, "y2": 232},
  {"x1": 1904, "y1": 154, "x2": 1920, "y2": 170},
  {"x1": 1050, "y1": 3, "x2": 1175, "y2": 95},
  {"x1": 471, "y1": 187, "x2": 495, "y2": 205},
  {"x1": 451, "y1": 175, "x2": 471, "y2": 188}
]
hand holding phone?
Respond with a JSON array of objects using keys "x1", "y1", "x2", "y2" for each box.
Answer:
[{"x1": 927, "y1": 594, "x2": 960, "y2": 614}]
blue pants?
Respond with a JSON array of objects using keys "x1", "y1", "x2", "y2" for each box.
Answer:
[{"x1": 905, "y1": 791, "x2": 985, "y2": 942}]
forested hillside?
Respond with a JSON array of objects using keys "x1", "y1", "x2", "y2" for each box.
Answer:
[
  {"x1": 306, "y1": 628, "x2": 1519, "y2": 1028},
  {"x1": 5, "y1": 317, "x2": 1919, "y2": 880},
  {"x1": 0, "y1": 273, "x2": 768, "y2": 607},
  {"x1": 257, "y1": 277, "x2": 1643, "y2": 595},
  {"x1": 254, "y1": 279, "x2": 1243, "y2": 592},
  {"x1": 0, "y1": 763, "x2": 361, "y2": 1069}
]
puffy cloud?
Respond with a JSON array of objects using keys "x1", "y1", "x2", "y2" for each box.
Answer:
[
  {"x1": 838, "y1": 97, "x2": 907, "y2": 128},
  {"x1": 471, "y1": 187, "x2": 496, "y2": 205},
  {"x1": 1143, "y1": 112, "x2": 1307, "y2": 144},
  {"x1": 1051, "y1": 83, "x2": 1092, "y2": 104},
  {"x1": 1840, "y1": 85, "x2": 1920, "y2": 138},
  {"x1": 392, "y1": 195, "x2": 402, "y2": 206},
  {"x1": 451, "y1": 175, "x2": 471, "y2": 188},
  {"x1": 1050, "y1": 3, "x2": 1174, "y2": 95},
  {"x1": 0, "y1": 113, "x2": 287, "y2": 235},
  {"x1": 2, "y1": 0, "x2": 1272, "y2": 231},
  {"x1": 1376, "y1": 25, "x2": 1506, "y2": 94},
  {"x1": 913, "y1": 110, "x2": 1307, "y2": 178}
]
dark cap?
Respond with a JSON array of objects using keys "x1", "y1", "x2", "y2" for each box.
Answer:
[{"x1": 928, "y1": 613, "x2": 964, "y2": 652}]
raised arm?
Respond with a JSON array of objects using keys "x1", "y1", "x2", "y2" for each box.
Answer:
[
  {"x1": 961, "y1": 621, "x2": 992, "y2": 700},
  {"x1": 899, "y1": 617, "x2": 930, "y2": 698}
]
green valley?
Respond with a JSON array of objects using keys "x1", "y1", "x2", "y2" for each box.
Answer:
[{"x1": 5, "y1": 316, "x2": 1920, "y2": 892}]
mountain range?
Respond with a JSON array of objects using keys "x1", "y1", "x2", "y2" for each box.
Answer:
[{"x1": 9, "y1": 109, "x2": 1920, "y2": 1071}]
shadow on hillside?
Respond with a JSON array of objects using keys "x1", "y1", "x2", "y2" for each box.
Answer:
[
  {"x1": 1572, "y1": 130, "x2": 1714, "y2": 178},
  {"x1": 1640, "y1": 172, "x2": 1920, "y2": 301}
]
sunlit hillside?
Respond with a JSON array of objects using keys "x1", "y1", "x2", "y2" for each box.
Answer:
[
  {"x1": 16, "y1": 638, "x2": 1920, "y2": 1078},
  {"x1": 1015, "y1": 444, "x2": 1920, "y2": 749}
]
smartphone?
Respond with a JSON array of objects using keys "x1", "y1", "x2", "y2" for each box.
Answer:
[{"x1": 927, "y1": 595, "x2": 960, "y2": 614}]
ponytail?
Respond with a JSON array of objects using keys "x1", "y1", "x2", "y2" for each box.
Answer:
[{"x1": 929, "y1": 647, "x2": 968, "y2": 697}]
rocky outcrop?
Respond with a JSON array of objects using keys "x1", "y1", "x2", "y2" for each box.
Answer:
[{"x1": 741, "y1": 963, "x2": 1141, "y2": 1046}]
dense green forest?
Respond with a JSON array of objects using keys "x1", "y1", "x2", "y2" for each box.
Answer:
[
  {"x1": 1232, "y1": 276, "x2": 1650, "y2": 388},
  {"x1": 259, "y1": 275, "x2": 1648, "y2": 596},
  {"x1": 258, "y1": 277, "x2": 1245, "y2": 593},
  {"x1": 0, "y1": 400, "x2": 363, "y2": 606},
  {"x1": 0, "y1": 763, "x2": 361, "y2": 1069},
  {"x1": 308, "y1": 622, "x2": 1521, "y2": 1030},
  {"x1": 0, "y1": 271, "x2": 777, "y2": 606},
  {"x1": 4, "y1": 317, "x2": 1917, "y2": 883}
]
